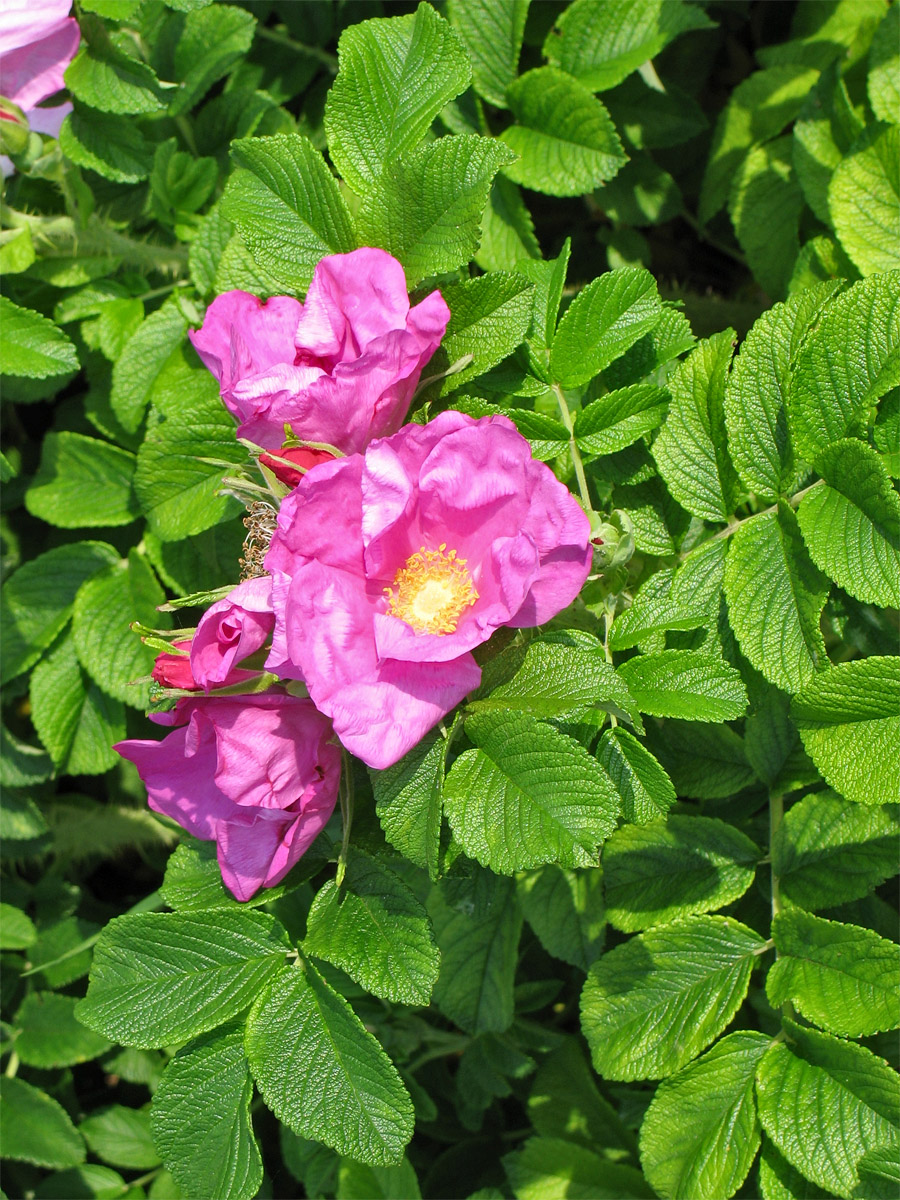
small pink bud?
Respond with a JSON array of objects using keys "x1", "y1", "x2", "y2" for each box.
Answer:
[
  {"x1": 151, "y1": 641, "x2": 198, "y2": 691},
  {"x1": 259, "y1": 445, "x2": 335, "y2": 489}
]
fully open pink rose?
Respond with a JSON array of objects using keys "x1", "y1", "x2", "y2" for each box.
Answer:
[
  {"x1": 116, "y1": 695, "x2": 340, "y2": 901},
  {"x1": 265, "y1": 411, "x2": 592, "y2": 768},
  {"x1": 0, "y1": 1, "x2": 80, "y2": 176},
  {"x1": 189, "y1": 248, "x2": 450, "y2": 454}
]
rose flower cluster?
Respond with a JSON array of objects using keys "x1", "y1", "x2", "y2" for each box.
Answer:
[{"x1": 117, "y1": 249, "x2": 592, "y2": 900}]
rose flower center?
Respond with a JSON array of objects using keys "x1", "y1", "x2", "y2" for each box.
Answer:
[{"x1": 385, "y1": 544, "x2": 478, "y2": 635}]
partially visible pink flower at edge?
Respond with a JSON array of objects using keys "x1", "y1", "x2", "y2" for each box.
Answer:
[
  {"x1": 188, "y1": 248, "x2": 450, "y2": 455},
  {"x1": 0, "y1": 1, "x2": 80, "y2": 176}
]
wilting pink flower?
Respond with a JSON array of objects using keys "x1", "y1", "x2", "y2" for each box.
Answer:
[
  {"x1": 265, "y1": 411, "x2": 592, "y2": 768},
  {"x1": 116, "y1": 695, "x2": 340, "y2": 901},
  {"x1": 188, "y1": 248, "x2": 450, "y2": 454},
  {"x1": 191, "y1": 576, "x2": 276, "y2": 690},
  {"x1": 0, "y1": 1, "x2": 80, "y2": 176},
  {"x1": 259, "y1": 444, "x2": 336, "y2": 489}
]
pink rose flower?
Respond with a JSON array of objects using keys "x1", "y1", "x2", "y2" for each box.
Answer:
[
  {"x1": 190, "y1": 576, "x2": 276, "y2": 690},
  {"x1": 0, "y1": 0, "x2": 80, "y2": 177},
  {"x1": 116, "y1": 694, "x2": 340, "y2": 901},
  {"x1": 265, "y1": 411, "x2": 593, "y2": 769},
  {"x1": 188, "y1": 248, "x2": 450, "y2": 453}
]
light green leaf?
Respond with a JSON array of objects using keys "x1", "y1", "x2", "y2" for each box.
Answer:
[
  {"x1": 603, "y1": 302, "x2": 695, "y2": 390},
  {"x1": 0, "y1": 903, "x2": 36, "y2": 950},
  {"x1": 773, "y1": 791, "x2": 900, "y2": 911},
  {"x1": 700, "y1": 66, "x2": 819, "y2": 224},
  {"x1": 73, "y1": 550, "x2": 169, "y2": 708},
  {"x1": 652, "y1": 329, "x2": 739, "y2": 523},
  {"x1": 325, "y1": 3, "x2": 471, "y2": 194},
  {"x1": 221, "y1": 134, "x2": 356, "y2": 294},
  {"x1": 868, "y1": 6, "x2": 900, "y2": 126},
  {"x1": 797, "y1": 439, "x2": 900, "y2": 607},
  {"x1": 517, "y1": 865, "x2": 605, "y2": 972},
  {"x1": 34, "y1": 1164, "x2": 130, "y2": 1199},
  {"x1": 596, "y1": 152, "x2": 682, "y2": 227},
  {"x1": 617, "y1": 650, "x2": 747, "y2": 722},
  {"x1": 501, "y1": 67, "x2": 626, "y2": 197},
  {"x1": 427, "y1": 870, "x2": 521, "y2": 1035},
  {"x1": 755, "y1": 1022, "x2": 900, "y2": 1200},
  {"x1": 829, "y1": 125, "x2": 900, "y2": 277},
  {"x1": 597, "y1": 728, "x2": 676, "y2": 824},
  {"x1": 80, "y1": 1106, "x2": 159, "y2": 1170},
  {"x1": 551, "y1": 268, "x2": 662, "y2": 388},
  {"x1": 151, "y1": 1022, "x2": 262, "y2": 1200},
  {"x1": 604, "y1": 816, "x2": 759, "y2": 932},
  {"x1": 370, "y1": 731, "x2": 445, "y2": 880},
  {"x1": 575, "y1": 384, "x2": 668, "y2": 456},
  {"x1": 475, "y1": 176, "x2": 541, "y2": 273},
  {"x1": 76, "y1": 910, "x2": 290, "y2": 1048},
  {"x1": 337, "y1": 1157, "x2": 420, "y2": 1200},
  {"x1": 304, "y1": 849, "x2": 440, "y2": 1006},
  {"x1": 527, "y1": 1039, "x2": 628, "y2": 1152},
  {"x1": 60, "y1": 106, "x2": 153, "y2": 182},
  {"x1": 435, "y1": 272, "x2": 534, "y2": 394},
  {"x1": 30, "y1": 637, "x2": 124, "y2": 775},
  {"x1": 14, "y1": 993, "x2": 111, "y2": 1068},
  {"x1": 504, "y1": 1136, "x2": 654, "y2": 1200},
  {"x1": 604, "y1": 75, "x2": 707, "y2": 150},
  {"x1": 855, "y1": 1145, "x2": 900, "y2": 1200},
  {"x1": 443, "y1": 711, "x2": 620, "y2": 873},
  {"x1": 25, "y1": 433, "x2": 138, "y2": 530},
  {"x1": 793, "y1": 66, "x2": 862, "y2": 225},
  {"x1": 757, "y1": 0, "x2": 883, "y2": 72},
  {"x1": 768, "y1": 910, "x2": 899, "y2": 1037},
  {"x1": 245, "y1": 961, "x2": 414, "y2": 1165},
  {"x1": 65, "y1": 37, "x2": 167, "y2": 115},
  {"x1": 160, "y1": 839, "x2": 295, "y2": 913},
  {"x1": 0, "y1": 297, "x2": 79, "y2": 380},
  {"x1": 757, "y1": 1139, "x2": 831, "y2": 1200},
  {"x1": 791, "y1": 657, "x2": 900, "y2": 806},
  {"x1": 0, "y1": 226, "x2": 35, "y2": 275},
  {"x1": 169, "y1": 4, "x2": 256, "y2": 117},
  {"x1": 729, "y1": 136, "x2": 803, "y2": 300},
  {"x1": 725, "y1": 282, "x2": 841, "y2": 500},
  {"x1": 790, "y1": 272, "x2": 900, "y2": 465},
  {"x1": 543, "y1": 0, "x2": 713, "y2": 93},
  {"x1": 111, "y1": 302, "x2": 189, "y2": 434},
  {"x1": 447, "y1": 0, "x2": 529, "y2": 108},
  {"x1": 724, "y1": 505, "x2": 830, "y2": 693},
  {"x1": 641, "y1": 1031, "x2": 770, "y2": 1200},
  {"x1": 0, "y1": 1077, "x2": 85, "y2": 1169},
  {"x1": 0, "y1": 541, "x2": 118, "y2": 686}
]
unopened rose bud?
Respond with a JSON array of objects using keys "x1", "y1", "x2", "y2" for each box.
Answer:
[
  {"x1": 0, "y1": 98, "x2": 29, "y2": 157},
  {"x1": 151, "y1": 640, "x2": 199, "y2": 691},
  {"x1": 259, "y1": 445, "x2": 335, "y2": 489}
]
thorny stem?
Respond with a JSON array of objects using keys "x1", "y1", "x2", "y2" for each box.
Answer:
[
  {"x1": 335, "y1": 750, "x2": 354, "y2": 887},
  {"x1": 677, "y1": 484, "x2": 817, "y2": 560},
  {"x1": 552, "y1": 383, "x2": 591, "y2": 511},
  {"x1": 1, "y1": 206, "x2": 188, "y2": 274}
]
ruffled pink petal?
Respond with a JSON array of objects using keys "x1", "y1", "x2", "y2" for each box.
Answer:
[
  {"x1": 1, "y1": 18, "x2": 79, "y2": 111},
  {"x1": 266, "y1": 455, "x2": 366, "y2": 576},
  {"x1": 191, "y1": 576, "x2": 274, "y2": 689},
  {"x1": 189, "y1": 291, "x2": 303, "y2": 393},
  {"x1": 0, "y1": 0, "x2": 72, "y2": 56},
  {"x1": 228, "y1": 362, "x2": 325, "y2": 449}
]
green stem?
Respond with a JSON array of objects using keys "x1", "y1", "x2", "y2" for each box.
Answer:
[
  {"x1": 4, "y1": 1051, "x2": 19, "y2": 1078},
  {"x1": 769, "y1": 791, "x2": 795, "y2": 1020},
  {"x1": 552, "y1": 383, "x2": 591, "y2": 511},
  {"x1": 255, "y1": 24, "x2": 338, "y2": 71},
  {"x1": 677, "y1": 484, "x2": 817, "y2": 560},
  {"x1": 21, "y1": 890, "x2": 163, "y2": 977},
  {"x1": 175, "y1": 114, "x2": 199, "y2": 158},
  {"x1": 2, "y1": 206, "x2": 188, "y2": 275},
  {"x1": 335, "y1": 751, "x2": 354, "y2": 887}
]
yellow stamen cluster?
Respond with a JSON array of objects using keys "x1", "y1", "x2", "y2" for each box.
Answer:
[{"x1": 385, "y1": 544, "x2": 478, "y2": 635}]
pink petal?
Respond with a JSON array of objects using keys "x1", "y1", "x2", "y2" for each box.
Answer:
[
  {"x1": 1, "y1": 18, "x2": 79, "y2": 111},
  {"x1": 0, "y1": 0, "x2": 73, "y2": 55}
]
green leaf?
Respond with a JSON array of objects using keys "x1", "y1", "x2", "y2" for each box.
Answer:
[
  {"x1": 73, "y1": 550, "x2": 169, "y2": 708},
  {"x1": 652, "y1": 329, "x2": 739, "y2": 523},
  {"x1": 768, "y1": 910, "x2": 899, "y2": 1038},
  {"x1": 0, "y1": 787, "x2": 48, "y2": 836},
  {"x1": 145, "y1": 521, "x2": 244, "y2": 597},
  {"x1": 650, "y1": 722, "x2": 757, "y2": 800},
  {"x1": 443, "y1": 711, "x2": 620, "y2": 873},
  {"x1": 30, "y1": 637, "x2": 125, "y2": 775},
  {"x1": 725, "y1": 282, "x2": 841, "y2": 500},
  {"x1": 436, "y1": 272, "x2": 534, "y2": 394},
  {"x1": 0, "y1": 226, "x2": 35, "y2": 275},
  {"x1": 868, "y1": 5, "x2": 900, "y2": 126},
  {"x1": 597, "y1": 728, "x2": 676, "y2": 824},
  {"x1": 76, "y1": 910, "x2": 289, "y2": 1048},
  {"x1": 829, "y1": 125, "x2": 900, "y2": 277},
  {"x1": 0, "y1": 903, "x2": 36, "y2": 950},
  {"x1": 337, "y1": 1157, "x2": 420, "y2": 1200},
  {"x1": 543, "y1": 0, "x2": 712, "y2": 93},
  {"x1": 475, "y1": 176, "x2": 541, "y2": 273},
  {"x1": 221, "y1": 133, "x2": 356, "y2": 294},
  {"x1": 580, "y1": 915, "x2": 766, "y2": 1081},
  {"x1": 160, "y1": 839, "x2": 294, "y2": 913},
  {"x1": 427, "y1": 869, "x2": 521, "y2": 1034},
  {"x1": 80, "y1": 1106, "x2": 160, "y2": 1170},
  {"x1": 700, "y1": 66, "x2": 819, "y2": 224},
  {"x1": 517, "y1": 865, "x2": 605, "y2": 972},
  {"x1": 0, "y1": 297, "x2": 79, "y2": 380},
  {"x1": 791, "y1": 657, "x2": 900, "y2": 807},
  {"x1": 610, "y1": 540, "x2": 727, "y2": 651},
  {"x1": 0, "y1": 1077, "x2": 85, "y2": 1169},
  {"x1": 245, "y1": 961, "x2": 414, "y2": 1165},
  {"x1": 603, "y1": 302, "x2": 696, "y2": 390},
  {"x1": 855, "y1": 1146, "x2": 900, "y2": 1200},
  {"x1": 0, "y1": 541, "x2": 118, "y2": 686},
  {"x1": 729, "y1": 137, "x2": 803, "y2": 300},
  {"x1": 501, "y1": 67, "x2": 626, "y2": 197},
  {"x1": 797, "y1": 439, "x2": 900, "y2": 608},
  {"x1": 151, "y1": 1022, "x2": 262, "y2": 1200},
  {"x1": 504, "y1": 1137, "x2": 654, "y2": 1199},
  {"x1": 26, "y1": 433, "x2": 139, "y2": 530},
  {"x1": 370, "y1": 731, "x2": 445, "y2": 880},
  {"x1": 551, "y1": 268, "x2": 662, "y2": 388},
  {"x1": 604, "y1": 75, "x2": 707, "y2": 150},
  {"x1": 65, "y1": 37, "x2": 167, "y2": 115},
  {"x1": 755, "y1": 1022, "x2": 900, "y2": 1200},
  {"x1": 640, "y1": 1031, "x2": 771, "y2": 1200},
  {"x1": 757, "y1": 1139, "x2": 830, "y2": 1200},
  {"x1": 575, "y1": 384, "x2": 668, "y2": 456},
  {"x1": 14, "y1": 993, "x2": 111, "y2": 1068},
  {"x1": 169, "y1": 4, "x2": 256, "y2": 117},
  {"x1": 32, "y1": 1164, "x2": 129, "y2": 1199},
  {"x1": 527, "y1": 1038, "x2": 628, "y2": 1152},
  {"x1": 793, "y1": 65, "x2": 862, "y2": 226},
  {"x1": 757, "y1": 0, "x2": 884, "y2": 72},
  {"x1": 723, "y1": 505, "x2": 830, "y2": 693},
  {"x1": 604, "y1": 816, "x2": 759, "y2": 933},
  {"x1": 790, "y1": 272, "x2": 900, "y2": 464},
  {"x1": 596, "y1": 151, "x2": 682, "y2": 227},
  {"x1": 447, "y1": 0, "x2": 529, "y2": 108},
  {"x1": 773, "y1": 790, "x2": 900, "y2": 911},
  {"x1": 617, "y1": 650, "x2": 747, "y2": 722},
  {"x1": 60, "y1": 106, "x2": 153, "y2": 183},
  {"x1": 111, "y1": 302, "x2": 189, "y2": 434},
  {"x1": 304, "y1": 849, "x2": 440, "y2": 1006}
]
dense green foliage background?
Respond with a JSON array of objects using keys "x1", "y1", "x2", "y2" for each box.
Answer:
[{"x1": 1, "y1": 1, "x2": 898, "y2": 1198}]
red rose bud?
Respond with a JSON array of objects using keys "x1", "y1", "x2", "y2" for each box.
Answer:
[
  {"x1": 151, "y1": 640, "x2": 199, "y2": 691},
  {"x1": 259, "y1": 445, "x2": 335, "y2": 489}
]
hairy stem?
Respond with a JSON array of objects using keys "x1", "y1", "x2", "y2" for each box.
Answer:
[
  {"x1": 335, "y1": 750, "x2": 354, "y2": 887},
  {"x1": 553, "y1": 383, "x2": 591, "y2": 511},
  {"x1": 677, "y1": 484, "x2": 817, "y2": 560}
]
